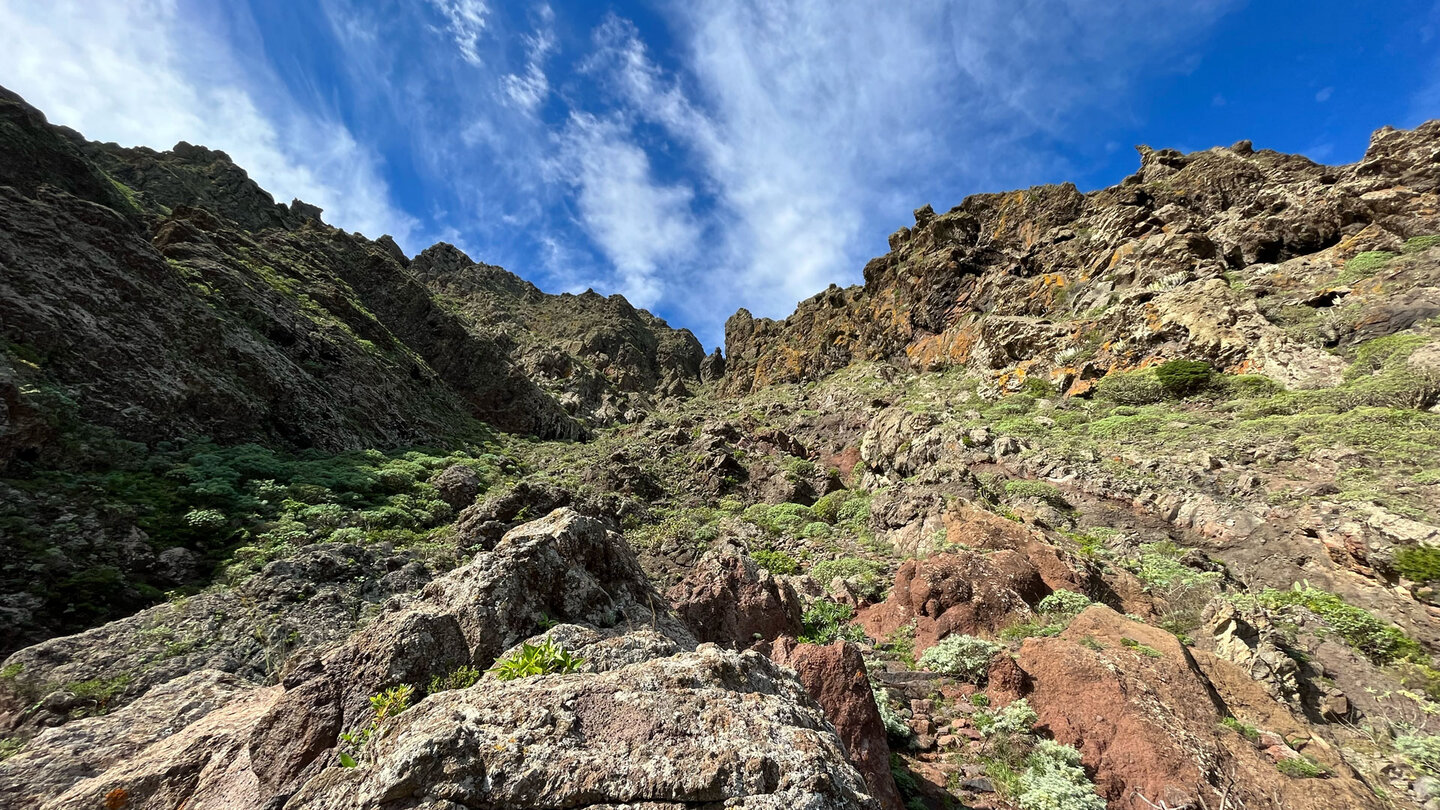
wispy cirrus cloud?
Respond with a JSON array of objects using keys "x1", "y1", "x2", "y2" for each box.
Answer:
[
  {"x1": 427, "y1": 0, "x2": 490, "y2": 66},
  {"x1": 0, "y1": 0, "x2": 417, "y2": 247}
]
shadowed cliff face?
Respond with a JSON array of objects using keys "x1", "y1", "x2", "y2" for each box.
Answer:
[
  {"x1": 0, "y1": 85, "x2": 705, "y2": 468},
  {"x1": 3, "y1": 80, "x2": 1440, "y2": 810}
]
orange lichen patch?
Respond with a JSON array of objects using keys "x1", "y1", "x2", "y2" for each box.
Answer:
[
  {"x1": 1065, "y1": 377, "x2": 1095, "y2": 397},
  {"x1": 105, "y1": 788, "x2": 129, "y2": 810},
  {"x1": 906, "y1": 326, "x2": 978, "y2": 369},
  {"x1": 1105, "y1": 242, "x2": 1138, "y2": 270},
  {"x1": 1230, "y1": 358, "x2": 1258, "y2": 375}
]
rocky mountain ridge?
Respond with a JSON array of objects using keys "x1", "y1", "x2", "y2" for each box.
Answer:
[{"x1": 3, "y1": 82, "x2": 1440, "y2": 810}]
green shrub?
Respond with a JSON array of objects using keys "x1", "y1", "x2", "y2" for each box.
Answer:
[
  {"x1": 1395, "y1": 546, "x2": 1440, "y2": 584},
  {"x1": 182, "y1": 508, "x2": 228, "y2": 531},
  {"x1": 1275, "y1": 756, "x2": 1327, "y2": 778},
  {"x1": 751, "y1": 549, "x2": 800, "y2": 576},
  {"x1": 810, "y1": 557, "x2": 886, "y2": 600},
  {"x1": 1094, "y1": 370, "x2": 1166, "y2": 405},
  {"x1": 873, "y1": 684, "x2": 911, "y2": 740},
  {"x1": 1037, "y1": 590, "x2": 1092, "y2": 617},
  {"x1": 428, "y1": 665, "x2": 483, "y2": 693},
  {"x1": 979, "y1": 698, "x2": 1038, "y2": 737},
  {"x1": 800, "y1": 600, "x2": 867, "y2": 644},
  {"x1": 488, "y1": 639, "x2": 586, "y2": 680},
  {"x1": 1004, "y1": 479, "x2": 1070, "y2": 508},
  {"x1": 1397, "y1": 733, "x2": 1440, "y2": 776},
  {"x1": 1255, "y1": 586, "x2": 1421, "y2": 664},
  {"x1": 918, "y1": 634, "x2": 1002, "y2": 682},
  {"x1": 1018, "y1": 739, "x2": 1107, "y2": 810},
  {"x1": 1154, "y1": 360, "x2": 1213, "y2": 397}
]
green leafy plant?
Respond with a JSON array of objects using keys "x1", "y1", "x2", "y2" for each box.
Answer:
[
  {"x1": 1397, "y1": 733, "x2": 1440, "y2": 776},
  {"x1": 1221, "y1": 716, "x2": 1260, "y2": 742},
  {"x1": 428, "y1": 665, "x2": 483, "y2": 693},
  {"x1": 1004, "y1": 479, "x2": 1071, "y2": 509},
  {"x1": 978, "y1": 698, "x2": 1039, "y2": 738},
  {"x1": 751, "y1": 549, "x2": 800, "y2": 575},
  {"x1": 918, "y1": 634, "x2": 1002, "y2": 682},
  {"x1": 339, "y1": 684, "x2": 415, "y2": 767},
  {"x1": 1254, "y1": 585, "x2": 1421, "y2": 664},
  {"x1": 800, "y1": 600, "x2": 867, "y2": 644},
  {"x1": 1395, "y1": 546, "x2": 1440, "y2": 585},
  {"x1": 809, "y1": 557, "x2": 886, "y2": 601},
  {"x1": 488, "y1": 639, "x2": 586, "y2": 681},
  {"x1": 1119, "y1": 637, "x2": 1163, "y2": 658}
]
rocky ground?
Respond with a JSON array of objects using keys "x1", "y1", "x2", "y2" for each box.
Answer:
[{"x1": 2, "y1": 83, "x2": 1440, "y2": 808}]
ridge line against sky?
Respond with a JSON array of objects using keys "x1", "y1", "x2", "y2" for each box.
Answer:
[{"x1": 2, "y1": 0, "x2": 1438, "y2": 350}]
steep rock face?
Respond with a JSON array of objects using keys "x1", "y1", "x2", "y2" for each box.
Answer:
[
  {"x1": 722, "y1": 123, "x2": 1440, "y2": 395},
  {"x1": 413, "y1": 244, "x2": 705, "y2": 425}
]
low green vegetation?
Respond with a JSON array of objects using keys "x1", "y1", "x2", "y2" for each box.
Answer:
[
  {"x1": 339, "y1": 684, "x2": 414, "y2": 767},
  {"x1": 1248, "y1": 586, "x2": 1421, "y2": 665},
  {"x1": 1397, "y1": 733, "x2": 1440, "y2": 777},
  {"x1": 1395, "y1": 546, "x2": 1440, "y2": 585},
  {"x1": 1336, "y1": 250, "x2": 1395, "y2": 283},
  {"x1": 1, "y1": 438, "x2": 512, "y2": 636},
  {"x1": 750, "y1": 549, "x2": 800, "y2": 575},
  {"x1": 488, "y1": 639, "x2": 586, "y2": 680},
  {"x1": 1004, "y1": 479, "x2": 1070, "y2": 509},
  {"x1": 1403, "y1": 235, "x2": 1440, "y2": 254},
  {"x1": 1220, "y1": 716, "x2": 1261, "y2": 742},
  {"x1": 809, "y1": 556, "x2": 887, "y2": 600},
  {"x1": 427, "y1": 665, "x2": 483, "y2": 693},
  {"x1": 973, "y1": 699, "x2": 1106, "y2": 810},
  {"x1": 1119, "y1": 637, "x2": 1163, "y2": 659},
  {"x1": 1275, "y1": 756, "x2": 1328, "y2": 778},
  {"x1": 917, "y1": 634, "x2": 1001, "y2": 682},
  {"x1": 1153, "y1": 359, "x2": 1214, "y2": 397},
  {"x1": 799, "y1": 600, "x2": 867, "y2": 644}
]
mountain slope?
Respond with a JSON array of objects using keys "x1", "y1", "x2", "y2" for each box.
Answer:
[{"x1": 2, "y1": 83, "x2": 1440, "y2": 810}]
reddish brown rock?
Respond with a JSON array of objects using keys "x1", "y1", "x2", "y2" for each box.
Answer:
[
  {"x1": 1017, "y1": 605, "x2": 1383, "y2": 810},
  {"x1": 857, "y1": 549, "x2": 1045, "y2": 653},
  {"x1": 984, "y1": 653, "x2": 1030, "y2": 705},
  {"x1": 771, "y1": 637, "x2": 903, "y2": 810},
  {"x1": 667, "y1": 548, "x2": 804, "y2": 647}
]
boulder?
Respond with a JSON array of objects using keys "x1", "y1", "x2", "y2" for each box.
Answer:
[
  {"x1": 427, "y1": 463, "x2": 483, "y2": 511},
  {"x1": 857, "y1": 549, "x2": 1045, "y2": 653},
  {"x1": 1017, "y1": 605, "x2": 1383, "y2": 810},
  {"x1": 770, "y1": 638, "x2": 903, "y2": 810},
  {"x1": 668, "y1": 547, "x2": 804, "y2": 648},
  {"x1": 282, "y1": 645, "x2": 880, "y2": 810}
]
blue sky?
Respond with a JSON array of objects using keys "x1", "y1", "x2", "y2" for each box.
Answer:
[{"x1": 2, "y1": 1, "x2": 1438, "y2": 350}]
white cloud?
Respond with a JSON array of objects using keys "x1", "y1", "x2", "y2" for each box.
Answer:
[
  {"x1": 427, "y1": 0, "x2": 490, "y2": 66},
  {"x1": 550, "y1": 113, "x2": 700, "y2": 307},
  {"x1": 501, "y1": 4, "x2": 556, "y2": 112},
  {"x1": 1316, "y1": 86, "x2": 1334, "y2": 102},
  {"x1": 576, "y1": 1, "x2": 1237, "y2": 346},
  {"x1": 0, "y1": 0, "x2": 417, "y2": 248}
]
